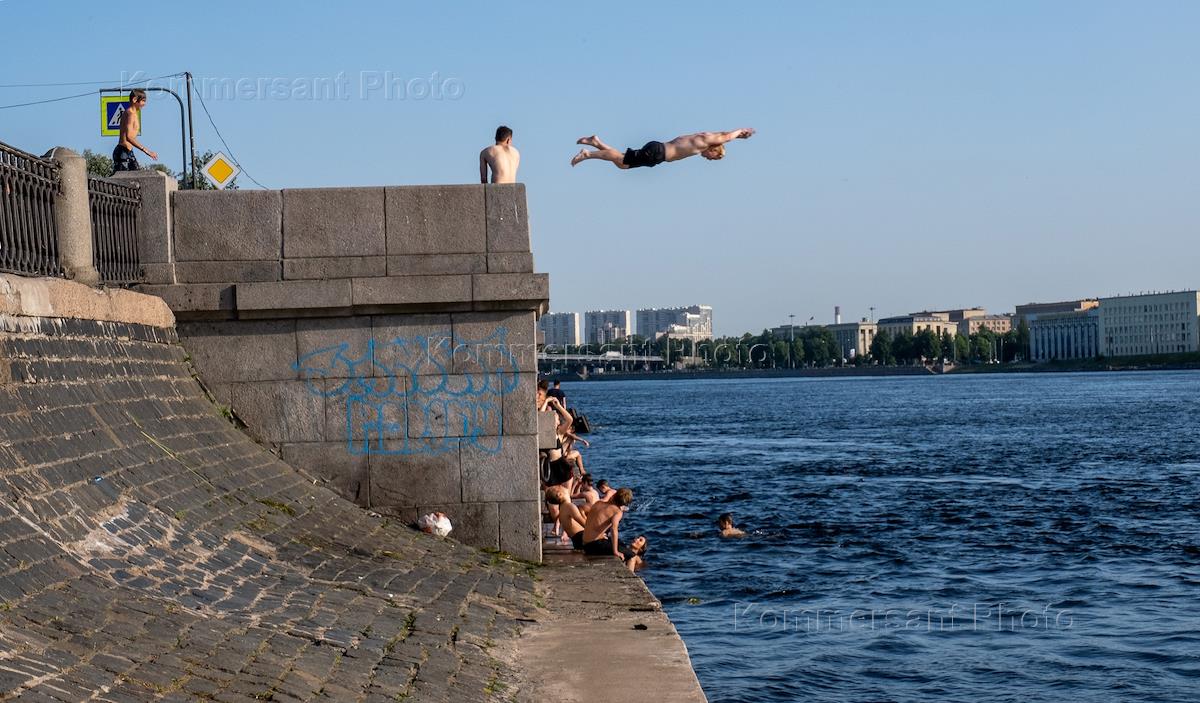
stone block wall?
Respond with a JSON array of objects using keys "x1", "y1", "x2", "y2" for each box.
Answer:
[
  {"x1": 134, "y1": 183, "x2": 548, "y2": 561},
  {"x1": 0, "y1": 273, "x2": 536, "y2": 699}
]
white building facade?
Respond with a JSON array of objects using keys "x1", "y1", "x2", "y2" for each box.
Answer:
[
  {"x1": 635, "y1": 305, "x2": 714, "y2": 341},
  {"x1": 584, "y1": 309, "x2": 633, "y2": 345},
  {"x1": 1098, "y1": 291, "x2": 1200, "y2": 357},
  {"x1": 538, "y1": 312, "x2": 581, "y2": 348}
]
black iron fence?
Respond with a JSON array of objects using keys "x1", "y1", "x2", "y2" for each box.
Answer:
[
  {"x1": 0, "y1": 141, "x2": 63, "y2": 277},
  {"x1": 88, "y1": 175, "x2": 142, "y2": 285}
]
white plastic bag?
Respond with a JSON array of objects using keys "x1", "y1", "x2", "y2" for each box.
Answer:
[{"x1": 417, "y1": 511, "x2": 453, "y2": 537}]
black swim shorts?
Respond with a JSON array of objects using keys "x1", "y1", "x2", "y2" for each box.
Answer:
[
  {"x1": 112, "y1": 144, "x2": 140, "y2": 173},
  {"x1": 570, "y1": 531, "x2": 584, "y2": 550},
  {"x1": 623, "y1": 140, "x2": 667, "y2": 168},
  {"x1": 583, "y1": 538, "x2": 614, "y2": 556}
]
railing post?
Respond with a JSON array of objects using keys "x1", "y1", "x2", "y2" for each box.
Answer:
[
  {"x1": 44, "y1": 147, "x2": 99, "y2": 285},
  {"x1": 112, "y1": 170, "x2": 176, "y2": 284}
]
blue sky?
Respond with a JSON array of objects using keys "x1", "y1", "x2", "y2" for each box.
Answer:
[{"x1": 2, "y1": 0, "x2": 1197, "y2": 335}]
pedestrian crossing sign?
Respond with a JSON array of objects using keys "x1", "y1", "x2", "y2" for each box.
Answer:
[{"x1": 100, "y1": 96, "x2": 141, "y2": 138}]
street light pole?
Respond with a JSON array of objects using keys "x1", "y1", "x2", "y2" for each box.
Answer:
[{"x1": 788, "y1": 314, "x2": 795, "y2": 369}]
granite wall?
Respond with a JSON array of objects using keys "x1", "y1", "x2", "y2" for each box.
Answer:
[{"x1": 122, "y1": 176, "x2": 548, "y2": 561}]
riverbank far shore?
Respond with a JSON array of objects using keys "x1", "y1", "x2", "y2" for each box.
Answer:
[{"x1": 511, "y1": 556, "x2": 708, "y2": 702}]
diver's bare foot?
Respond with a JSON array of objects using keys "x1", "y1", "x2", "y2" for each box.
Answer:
[
  {"x1": 576, "y1": 135, "x2": 600, "y2": 147},
  {"x1": 571, "y1": 149, "x2": 590, "y2": 166}
]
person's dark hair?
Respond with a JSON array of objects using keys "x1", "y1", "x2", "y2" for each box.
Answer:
[
  {"x1": 130, "y1": 89, "x2": 147, "y2": 103},
  {"x1": 717, "y1": 513, "x2": 734, "y2": 527},
  {"x1": 613, "y1": 488, "x2": 633, "y2": 507},
  {"x1": 596, "y1": 479, "x2": 609, "y2": 490},
  {"x1": 553, "y1": 381, "x2": 561, "y2": 387},
  {"x1": 633, "y1": 535, "x2": 648, "y2": 556},
  {"x1": 537, "y1": 379, "x2": 549, "y2": 392},
  {"x1": 579, "y1": 473, "x2": 593, "y2": 487},
  {"x1": 495, "y1": 125, "x2": 513, "y2": 142}
]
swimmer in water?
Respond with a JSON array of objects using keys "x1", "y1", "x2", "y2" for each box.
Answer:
[{"x1": 717, "y1": 512, "x2": 745, "y2": 538}]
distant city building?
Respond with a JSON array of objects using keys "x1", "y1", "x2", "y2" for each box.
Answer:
[
  {"x1": 1030, "y1": 309, "x2": 1099, "y2": 361},
  {"x1": 930, "y1": 307, "x2": 987, "y2": 323},
  {"x1": 769, "y1": 323, "x2": 814, "y2": 338},
  {"x1": 538, "y1": 312, "x2": 581, "y2": 348},
  {"x1": 636, "y1": 305, "x2": 714, "y2": 341},
  {"x1": 584, "y1": 309, "x2": 633, "y2": 345},
  {"x1": 958, "y1": 314, "x2": 1013, "y2": 337},
  {"x1": 1015, "y1": 299, "x2": 1098, "y2": 326},
  {"x1": 877, "y1": 312, "x2": 958, "y2": 339},
  {"x1": 1098, "y1": 291, "x2": 1200, "y2": 357},
  {"x1": 827, "y1": 321, "x2": 877, "y2": 359}
]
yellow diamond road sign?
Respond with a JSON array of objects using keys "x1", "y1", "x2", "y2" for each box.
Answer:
[{"x1": 202, "y1": 152, "x2": 239, "y2": 190}]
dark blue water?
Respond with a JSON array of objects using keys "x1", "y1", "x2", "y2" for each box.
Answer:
[{"x1": 568, "y1": 372, "x2": 1200, "y2": 703}]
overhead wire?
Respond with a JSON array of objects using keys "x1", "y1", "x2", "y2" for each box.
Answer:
[
  {"x1": 192, "y1": 89, "x2": 270, "y2": 189},
  {"x1": 0, "y1": 73, "x2": 183, "y2": 88},
  {"x1": 0, "y1": 73, "x2": 184, "y2": 110}
]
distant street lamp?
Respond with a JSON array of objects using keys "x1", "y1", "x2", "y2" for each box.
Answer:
[{"x1": 788, "y1": 314, "x2": 795, "y2": 369}]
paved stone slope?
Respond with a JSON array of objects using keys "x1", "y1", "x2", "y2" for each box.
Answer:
[{"x1": 0, "y1": 315, "x2": 536, "y2": 701}]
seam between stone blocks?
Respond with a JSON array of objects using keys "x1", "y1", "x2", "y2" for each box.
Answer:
[{"x1": 279, "y1": 189, "x2": 286, "y2": 280}]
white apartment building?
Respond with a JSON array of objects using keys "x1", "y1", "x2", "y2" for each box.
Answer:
[
  {"x1": 538, "y1": 312, "x2": 581, "y2": 348},
  {"x1": 635, "y1": 305, "x2": 714, "y2": 340},
  {"x1": 1098, "y1": 291, "x2": 1200, "y2": 357},
  {"x1": 584, "y1": 309, "x2": 633, "y2": 344}
]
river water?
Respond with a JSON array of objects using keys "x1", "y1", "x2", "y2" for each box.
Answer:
[{"x1": 566, "y1": 372, "x2": 1200, "y2": 703}]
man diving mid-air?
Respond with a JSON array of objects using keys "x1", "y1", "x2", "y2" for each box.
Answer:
[{"x1": 570, "y1": 128, "x2": 755, "y2": 169}]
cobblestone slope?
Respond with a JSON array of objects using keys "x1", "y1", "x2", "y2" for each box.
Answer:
[{"x1": 0, "y1": 315, "x2": 536, "y2": 702}]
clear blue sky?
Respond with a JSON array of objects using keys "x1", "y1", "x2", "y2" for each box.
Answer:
[{"x1": 2, "y1": 0, "x2": 1197, "y2": 336}]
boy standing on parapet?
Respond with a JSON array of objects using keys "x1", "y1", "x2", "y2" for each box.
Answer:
[
  {"x1": 112, "y1": 89, "x2": 157, "y2": 172},
  {"x1": 480, "y1": 125, "x2": 520, "y2": 183}
]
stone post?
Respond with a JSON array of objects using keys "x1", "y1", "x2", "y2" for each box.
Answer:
[
  {"x1": 44, "y1": 147, "x2": 100, "y2": 286},
  {"x1": 112, "y1": 170, "x2": 177, "y2": 284}
]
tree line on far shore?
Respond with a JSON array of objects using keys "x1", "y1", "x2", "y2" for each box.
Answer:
[{"x1": 544, "y1": 321, "x2": 1034, "y2": 370}]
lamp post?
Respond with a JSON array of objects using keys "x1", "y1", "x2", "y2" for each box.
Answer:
[{"x1": 788, "y1": 314, "x2": 795, "y2": 369}]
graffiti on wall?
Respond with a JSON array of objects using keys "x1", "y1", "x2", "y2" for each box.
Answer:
[{"x1": 294, "y1": 327, "x2": 519, "y2": 455}]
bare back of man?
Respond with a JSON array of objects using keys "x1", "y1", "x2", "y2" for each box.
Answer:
[
  {"x1": 480, "y1": 125, "x2": 520, "y2": 183},
  {"x1": 582, "y1": 502, "x2": 621, "y2": 544},
  {"x1": 480, "y1": 144, "x2": 520, "y2": 183},
  {"x1": 581, "y1": 487, "x2": 632, "y2": 557}
]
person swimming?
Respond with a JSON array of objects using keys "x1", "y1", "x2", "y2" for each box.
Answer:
[{"x1": 717, "y1": 512, "x2": 745, "y2": 538}]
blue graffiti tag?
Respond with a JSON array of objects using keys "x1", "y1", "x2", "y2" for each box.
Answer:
[{"x1": 293, "y1": 327, "x2": 520, "y2": 456}]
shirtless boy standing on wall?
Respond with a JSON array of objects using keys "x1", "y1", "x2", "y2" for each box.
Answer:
[
  {"x1": 480, "y1": 125, "x2": 520, "y2": 183},
  {"x1": 112, "y1": 89, "x2": 157, "y2": 172}
]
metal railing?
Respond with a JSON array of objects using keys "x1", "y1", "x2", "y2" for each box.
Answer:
[
  {"x1": 88, "y1": 175, "x2": 142, "y2": 285},
  {"x1": 0, "y1": 141, "x2": 63, "y2": 277}
]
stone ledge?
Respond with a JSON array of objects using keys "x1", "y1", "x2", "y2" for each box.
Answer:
[
  {"x1": 352, "y1": 275, "x2": 473, "y2": 307},
  {"x1": 0, "y1": 273, "x2": 174, "y2": 328},
  {"x1": 472, "y1": 273, "x2": 549, "y2": 302},
  {"x1": 136, "y1": 283, "x2": 235, "y2": 313},
  {"x1": 237, "y1": 279, "x2": 353, "y2": 311},
  {"x1": 387, "y1": 254, "x2": 487, "y2": 276},
  {"x1": 176, "y1": 261, "x2": 281, "y2": 284},
  {"x1": 283, "y1": 256, "x2": 387, "y2": 280}
]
